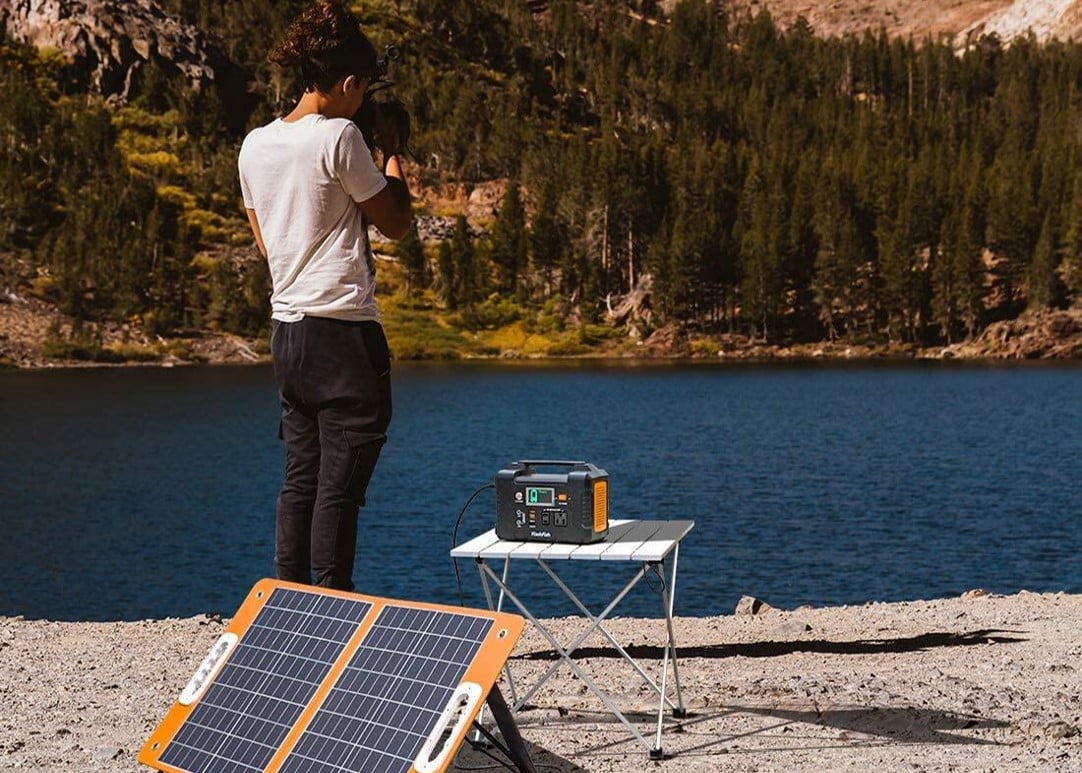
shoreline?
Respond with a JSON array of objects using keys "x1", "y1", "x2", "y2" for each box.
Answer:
[
  {"x1": 4, "y1": 342, "x2": 1082, "y2": 372},
  {"x1": 4, "y1": 590, "x2": 1079, "y2": 771},
  {"x1": 2, "y1": 300, "x2": 1080, "y2": 370}
]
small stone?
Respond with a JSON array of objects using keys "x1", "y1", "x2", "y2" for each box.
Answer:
[
  {"x1": 962, "y1": 589, "x2": 988, "y2": 599},
  {"x1": 775, "y1": 620, "x2": 813, "y2": 636},
  {"x1": 93, "y1": 746, "x2": 123, "y2": 762},
  {"x1": 1045, "y1": 721, "x2": 1077, "y2": 740},
  {"x1": 735, "y1": 596, "x2": 773, "y2": 616}
]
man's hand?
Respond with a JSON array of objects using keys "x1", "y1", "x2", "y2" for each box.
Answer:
[{"x1": 371, "y1": 100, "x2": 411, "y2": 159}]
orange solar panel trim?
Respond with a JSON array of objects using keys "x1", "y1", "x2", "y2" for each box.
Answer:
[
  {"x1": 138, "y1": 580, "x2": 525, "y2": 773},
  {"x1": 138, "y1": 578, "x2": 274, "y2": 773}
]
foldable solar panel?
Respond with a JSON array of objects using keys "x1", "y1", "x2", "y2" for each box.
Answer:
[{"x1": 140, "y1": 580, "x2": 525, "y2": 773}]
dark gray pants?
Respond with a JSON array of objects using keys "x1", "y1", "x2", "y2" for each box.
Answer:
[{"x1": 270, "y1": 317, "x2": 392, "y2": 591}]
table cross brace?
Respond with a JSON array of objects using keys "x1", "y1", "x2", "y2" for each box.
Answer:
[{"x1": 475, "y1": 550, "x2": 686, "y2": 756}]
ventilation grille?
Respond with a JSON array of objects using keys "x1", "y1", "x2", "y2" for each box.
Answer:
[{"x1": 593, "y1": 480, "x2": 608, "y2": 533}]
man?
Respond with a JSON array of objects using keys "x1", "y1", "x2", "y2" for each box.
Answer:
[{"x1": 238, "y1": 0, "x2": 411, "y2": 590}]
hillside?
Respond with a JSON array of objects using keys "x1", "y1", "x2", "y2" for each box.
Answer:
[
  {"x1": 722, "y1": 0, "x2": 1082, "y2": 44},
  {"x1": 2, "y1": 0, "x2": 1082, "y2": 367}
]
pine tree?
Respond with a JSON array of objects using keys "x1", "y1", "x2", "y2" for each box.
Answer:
[
  {"x1": 735, "y1": 153, "x2": 786, "y2": 340},
  {"x1": 450, "y1": 215, "x2": 479, "y2": 308},
  {"x1": 398, "y1": 222, "x2": 427, "y2": 297},
  {"x1": 488, "y1": 178, "x2": 528, "y2": 298},
  {"x1": 1059, "y1": 171, "x2": 1082, "y2": 304},
  {"x1": 437, "y1": 239, "x2": 457, "y2": 310},
  {"x1": 985, "y1": 147, "x2": 1035, "y2": 318},
  {"x1": 528, "y1": 179, "x2": 568, "y2": 299},
  {"x1": 1027, "y1": 214, "x2": 1059, "y2": 310},
  {"x1": 811, "y1": 168, "x2": 862, "y2": 341}
]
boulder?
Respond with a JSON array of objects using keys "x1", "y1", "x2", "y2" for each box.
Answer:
[
  {"x1": 735, "y1": 595, "x2": 774, "y2": 616},
  {"x1": 642, "y1": 321, "x2": 690, "y2": 356}
]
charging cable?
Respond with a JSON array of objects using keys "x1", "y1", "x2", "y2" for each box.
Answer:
[{"x1": 451, "y1": 482, "x2": 495, "y2": 606}]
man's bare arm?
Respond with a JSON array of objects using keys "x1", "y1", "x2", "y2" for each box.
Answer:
[
  {"x1": 361, "y1": 154, "x2": 411, "y2": 239},
  {"x1": 246, "y1": 208, "x2": 268, "y2": 258}
]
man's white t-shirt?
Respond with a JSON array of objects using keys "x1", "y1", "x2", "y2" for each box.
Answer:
[{"x1": 238, "y1": 114, "x2": 387, "y2": 322}]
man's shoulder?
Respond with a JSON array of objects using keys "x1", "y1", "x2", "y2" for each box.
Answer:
[
  {"x1": 244, "y1": 118, "x2": 280, "y2": 138},
  {"x1": 321, "y1": 116, "x2": 363, "y2": 142},
  {"x1": 303, "y1": 116, "x2": 364, "y2": 155},
  {"x1": 240, "y1": 120, "x2": 279, "y2": 155}
]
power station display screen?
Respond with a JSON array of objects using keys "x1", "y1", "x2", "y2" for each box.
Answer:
[{"x1": 525, "y1": 486, "x2": 555, "y2": 506}]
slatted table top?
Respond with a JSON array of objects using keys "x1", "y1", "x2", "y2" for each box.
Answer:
[{"x1": 451, "y1": 519, "x2": 695, "y2": 563}]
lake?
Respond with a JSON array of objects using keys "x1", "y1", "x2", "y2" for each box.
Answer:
[{"x1": 0, "y1": 360, "x2": 1078, "y2": 622}]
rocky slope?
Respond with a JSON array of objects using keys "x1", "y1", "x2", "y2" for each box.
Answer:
[
  {"x1": 722, "y1": 0, "x2": 1082, "y2": 45},
  {"x1": 6, "y1": 0, "x2": 1081, "y2": 108},
  {"x1": 944, "y1": 308, "x2": 1082, "y2": 359},
  {"x1": 0, "y1": 0, "x2": 248, "y2": 120}
]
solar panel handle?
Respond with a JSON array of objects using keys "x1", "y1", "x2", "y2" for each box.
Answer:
[{"x1": 414, "y1": 682, "x2": 483, "y2": 773}]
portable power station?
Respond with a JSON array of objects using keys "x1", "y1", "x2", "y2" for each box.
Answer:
[{"x1": 495, "y1": 460, "x2": 609, "y2": 543}]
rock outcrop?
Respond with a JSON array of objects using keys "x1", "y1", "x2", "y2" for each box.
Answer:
[
  {"x1": 943, "y1": 308, "x2": 1082, "y2": 359},
  {"x1": 720, "y1": 0, "x2": 1082, "y2": 46},
  {"x1": 960, "y1": 0, "x2": 1082, "y2": 47},
  {"x1": 0, "y1": 0, "x2": 248, "y2": 121}
]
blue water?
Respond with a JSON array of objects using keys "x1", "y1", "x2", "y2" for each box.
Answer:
[{"x1": 0, "y1": 361, "x2": 1079, "y2": 622}]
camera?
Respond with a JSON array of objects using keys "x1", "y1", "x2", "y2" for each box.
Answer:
[
  {"x1": 373, "y1": 44, "x2": 400, "y2": 83},
  {"x1": 354, "y1": 45, "x2": 413, "y2": 159}
]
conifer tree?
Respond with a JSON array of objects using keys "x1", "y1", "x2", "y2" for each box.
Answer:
[
  {"x1": 489, "y1": 178, "x2": 528, "y2": 298},
  {"x1": 528, "y1": 178, "x2": 568, "y2": 299},
  {"x1": 1028, "y1": 214, "x2": 1059, "y2": 310},
  {"x1": 398, "y1": 222, "x2": 427, "y2": 297},
  {"x1": 1059, "y1": 171, "x2": 1082, "y2": 303},
  {"x1": 437, "y1": 239, "x2": 457, "y2": 310},
  {"x1": 811, "y1": 168, "x2": 862, "y2": 341},
  {"x1": 735, "y1": 153, "x2": 786, "y2": 340},
  {"x1": 450, "y1": 214, "x2": 480, "y2": 308}
]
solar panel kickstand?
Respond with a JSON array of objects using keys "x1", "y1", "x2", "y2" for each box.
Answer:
[{"x1": 475, "y1": 684, "x2": 537, "y2": 773}]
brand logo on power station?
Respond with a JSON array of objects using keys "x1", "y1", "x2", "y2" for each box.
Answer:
[{"x1": 529, "y1": 530, "x2": 552, "y2": 539}]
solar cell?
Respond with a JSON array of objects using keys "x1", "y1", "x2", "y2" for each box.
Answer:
[
  {"x1": 158, "y1": 588, "x2": 373, "y2": 773},
  {"x1": 279, "y1": 605, "x2": 492, "y2": 773},
  {"x1": 140, "y1": 581, "x2": 524, "y2": 773}
]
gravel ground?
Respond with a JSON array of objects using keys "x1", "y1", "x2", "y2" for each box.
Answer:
[{"x1": 2, "y1": 591, "x2": 1079, "y2": 772}]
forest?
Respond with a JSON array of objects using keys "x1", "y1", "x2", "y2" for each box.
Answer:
[{"x1": 1, "y1": 0, "x2": 1081, "y2": 358}]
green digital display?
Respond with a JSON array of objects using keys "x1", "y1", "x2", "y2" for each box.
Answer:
[{"x1": 526, "y1": 486, "x2": 555, "y2": 506}]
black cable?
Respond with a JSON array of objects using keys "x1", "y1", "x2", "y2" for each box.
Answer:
[
  {"x1": 643, "y1": 561, "x2": 668, "y2": 595},
  {"x1": 451, "y1": 482, "x2": 496, "y2": 606}
]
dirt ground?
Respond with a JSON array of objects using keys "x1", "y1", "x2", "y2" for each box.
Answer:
[{"x1": 1, "y1": 590, "x2": 1079, "y2": 772}]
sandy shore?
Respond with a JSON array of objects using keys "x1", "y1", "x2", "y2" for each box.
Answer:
[{"x1": 2, "y1": 591, "x2": 1079, "y2": 772}]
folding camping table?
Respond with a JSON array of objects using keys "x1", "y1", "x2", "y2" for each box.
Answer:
[{"x1": 451, "y1": 519, "x2": 694, "y2": 759}]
